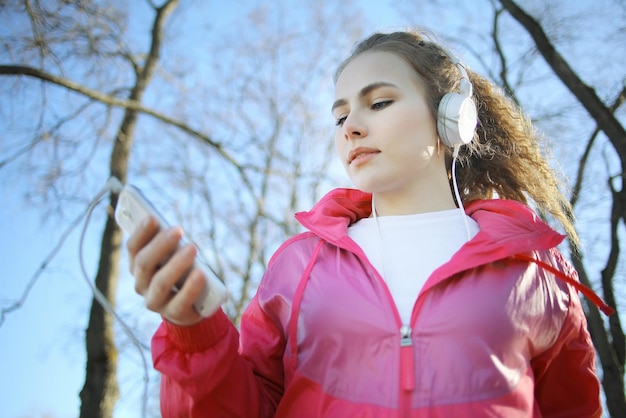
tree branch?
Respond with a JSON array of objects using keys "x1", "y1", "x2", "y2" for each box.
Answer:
[
  {"x1": 604, "y1": 161, "x2": 626, "y2": 369},
  {"x1": 571, "y1": 86, "x2": 626, "y2": 207},
  {"x1": 490, "y1": 3, "x2": 518, "y2": 103},
  {"x1": 0, "y1": 64, "x2": 221, "y2": 146},
  {"x1": 499, "y1": 0, "x2": 626, "y2": 164},
  {"x1": 0, "y1": 64, "x2": 258, "y2": 197},
  {"x1": 0, "y1": 208, "x2": 85, "y2": 328}
]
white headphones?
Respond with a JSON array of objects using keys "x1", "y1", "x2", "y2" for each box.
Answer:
[{"x1": 436, "y1": 54, "x2": 478, "y2": 147}]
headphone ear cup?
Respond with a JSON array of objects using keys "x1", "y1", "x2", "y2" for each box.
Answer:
[{"x1": 437, "y1": 92, "x2": 478, "y2": 147}]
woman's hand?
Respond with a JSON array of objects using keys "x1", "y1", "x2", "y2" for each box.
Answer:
[{"x1": 126, "y1": 216, "x2": 205, "y2": 326}]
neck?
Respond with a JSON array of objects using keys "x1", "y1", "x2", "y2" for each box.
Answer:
[
  {"x1": 364, "y1": 151, "x2": 461, "y2": 216},
  {"x1": 372, "y1": 192, "x2": 457, "y2": 216},
  {"x1": 371, "y1": 168, "x2": 458, "y2": 216}
]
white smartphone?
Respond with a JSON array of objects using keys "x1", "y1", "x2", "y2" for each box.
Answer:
[{"x1": 114, "y1": 184, "x2": 227, "y2": 317}]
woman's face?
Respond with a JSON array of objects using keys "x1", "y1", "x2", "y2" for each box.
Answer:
[{"x1": 333, "y1": 51, "x2": 444, "y2": 199}]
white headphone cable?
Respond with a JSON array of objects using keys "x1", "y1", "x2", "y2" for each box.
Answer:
[
  {"x1": 452, "y1": 145, "x2": 472, "y2": 241},
  {"x1": 371, "y1": 194, "x2": 389, "y2": 282},
  {"x1": 78, "y1": 176, "x2": 150, "y2": 418}
]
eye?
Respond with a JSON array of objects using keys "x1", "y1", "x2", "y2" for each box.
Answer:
[
  {"x1": 335, "y1": 115, "x2": 347, "y2": 127},
  {"x1": 372, "y1": 100, "x2": 392, "y2": 110}
]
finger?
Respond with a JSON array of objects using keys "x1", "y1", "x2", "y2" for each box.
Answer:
[
  {"x1": 144, "y1": 243, "x2": 197, "y2": 312},
  {"x1": 126, "y1": 216, "x2": 161, "y2": 278},
  {"x1": 126, "y1": 216, "x2": 160, "y2": 259},
  {"x1": 132, "y1": 226, "x2": 183, "y2": 295},
  {"x1": 162, "y1": 268, "x2": 206, "y2": 326}
]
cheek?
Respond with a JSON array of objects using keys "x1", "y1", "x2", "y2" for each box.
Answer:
[
  {"x1": 398, "y1": 109, "x2": 438, "y2": 149},
  {"x1": 399, "y1": 103, "x2": 436, "y2": 133}
]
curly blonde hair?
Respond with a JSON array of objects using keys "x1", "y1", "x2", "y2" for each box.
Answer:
[{"x1": 336, "y1": 30, "x2": 579, "y2": 250}]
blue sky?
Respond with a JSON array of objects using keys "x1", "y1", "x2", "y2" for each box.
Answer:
[{"x1": 0, "y1": 1, "x2": 622, "y2": 417}]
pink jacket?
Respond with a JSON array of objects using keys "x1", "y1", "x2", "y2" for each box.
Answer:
[{"x1": 152, "y1": 188, "x2": 604, "y2": 417}]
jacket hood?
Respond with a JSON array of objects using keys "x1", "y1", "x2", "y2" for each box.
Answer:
[
  {"x1": 296, "y1": 188, "x2": 564, "y2": 255},
  {"x1": 296, "y1": 188, "x2": 567, "y2": 284},
  {"x1": 295, "y1": 188, "x2": 373, "y2": 243},
  {"x1": 294, "y1": 188, "x2": 614, "y2": 316}
]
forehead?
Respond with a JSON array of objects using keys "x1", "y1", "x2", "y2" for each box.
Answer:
[{"x1": 334, "y1": 51, "x2": 423, "y2": 98}]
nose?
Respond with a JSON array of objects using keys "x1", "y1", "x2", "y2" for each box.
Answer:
[{"x1": 342, "y1": 113, "x2": 368, "y2": 141}]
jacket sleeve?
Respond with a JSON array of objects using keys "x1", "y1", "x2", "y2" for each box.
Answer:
[
  {"x1": 152, "y1": 295, "x2": 286, "y2": 418},
  {"x1": 531, "y1": 277, "x2": 603, "y2": 417}
]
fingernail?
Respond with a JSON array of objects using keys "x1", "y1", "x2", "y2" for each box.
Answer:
[
  {"x1": 168, "y1": 226, "x2": 183, "y2": 239},
  {"x1": 185, "y1": 243, "x2": 197, "y2": 256}
]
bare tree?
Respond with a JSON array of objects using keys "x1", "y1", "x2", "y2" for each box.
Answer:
[
  {"x1": 2, "y1": 1, "x2": 180, "y2": 416},
  {"x1": 77, "y1": 2, "x2": 180, "y2": 417},
  {"x1": 492, "y1": 1, "x2": 626, "y2": 415},
  {"x1": 0, "y1": 1, "x2": 363, "y2": 416},
  {"x1": 491, "y1": 4, "x2": 626, "y2": 416}
]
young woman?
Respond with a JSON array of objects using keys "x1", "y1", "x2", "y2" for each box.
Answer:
[{"x1": 127, "y1": 30, "x2": 611, "y2": 417}]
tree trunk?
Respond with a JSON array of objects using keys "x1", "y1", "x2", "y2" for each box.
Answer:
[
  {"x1": 78, "y1": 2, "x2": 179, "y2": 417},
  {"x1": 78, "y1": 217, "x2": 123, "y2": 417},
  {"x1": 498, "y1": 1, "x2": 626, "y2": 416}
]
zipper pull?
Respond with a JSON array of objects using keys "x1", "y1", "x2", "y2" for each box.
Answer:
[
  {"x1": 400, "y1": 324, "x2": 412, "y2": 347},
  {"x1": 399, "y1": 324, "x2": 415, "y2": 391}
]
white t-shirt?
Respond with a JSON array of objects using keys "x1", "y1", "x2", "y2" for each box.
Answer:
[{"x1": 348, "y1": 208, "x2": 479, "y2": 324}]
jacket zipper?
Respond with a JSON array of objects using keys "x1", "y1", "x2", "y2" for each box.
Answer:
[
  {"x1": 400, "y1": 324, "x2": 414, "y2": 417},
  {"x1": 338, "y1": 238, "x2": 417, "y2": 415}
]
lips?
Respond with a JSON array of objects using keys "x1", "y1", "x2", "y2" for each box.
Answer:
[{"x1": 348, "y1": 147, "x2": 380, "y2": 165}]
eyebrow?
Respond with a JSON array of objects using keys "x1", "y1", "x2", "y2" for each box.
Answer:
[{"x1": 331, "y1": 81, "x2": 398, "y2": 113}]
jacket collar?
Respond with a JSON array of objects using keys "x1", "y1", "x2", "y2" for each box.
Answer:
[
  {"x1": 295, "y1": 188, "x2": 616, "y2": 316},
  {"x1": 295, "y1": 187, "x2": 565, "y2": 264},
  {"x1": 295, "y1": 188, "x2": 372, "y2": 244}
]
